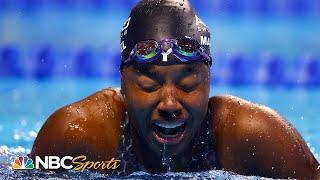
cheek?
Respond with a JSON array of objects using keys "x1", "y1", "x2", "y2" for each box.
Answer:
[
  {"x1": 123, "y1": 82, "x2": 159, "y2": 132},
  {"x1": 123, "y1": 73, "x2": 156, "y2": 108},
  {"x1": 183, "y1": 84, "x2": 210, "y2": 121},
  {"x1": 125, "y1": 84, "x2": 159, "y2": 111}
]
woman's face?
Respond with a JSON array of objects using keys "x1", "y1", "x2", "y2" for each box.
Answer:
[{"x1": 121, "y1": 59, "x2": 210, "y2": 157}]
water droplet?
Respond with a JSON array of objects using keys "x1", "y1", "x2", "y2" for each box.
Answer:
[
  {"x1": 162, "y1": 144, "x2": 173, "y2": 172},
  {"x1": 179, "y1": 0, "x2": 184, "y2": 6},
  {"x1": 280, "y1": 156, "x2": 284, "y2": 160}
]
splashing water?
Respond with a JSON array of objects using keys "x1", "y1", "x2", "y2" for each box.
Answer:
[
  {"x1": 0, "y1": 145, "x2": 275, "y2": 180},
  {"x1": 162, "y1": 144, "x2": 173, "y2": 172}
]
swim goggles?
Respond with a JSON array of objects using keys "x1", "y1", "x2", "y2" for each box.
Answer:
[{"x1": 123, "y1": 36, "x2": 212, "y2": 66}]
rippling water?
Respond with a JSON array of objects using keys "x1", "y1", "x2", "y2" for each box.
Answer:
[{"x1": 0, "y1": 146, "x2": 275, "y2": 180}]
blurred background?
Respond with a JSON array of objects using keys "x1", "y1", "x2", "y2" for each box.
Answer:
[
  {"x1": 0, "y1": 0, "x2": 319, "y2": 160},
  {"x1": 0, "y1": 0, "x2": 320, "y2": 85}
]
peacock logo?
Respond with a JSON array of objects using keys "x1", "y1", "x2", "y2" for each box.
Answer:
[{"x1": 11, "y1": 156, "x2": 34, "y2": 170}]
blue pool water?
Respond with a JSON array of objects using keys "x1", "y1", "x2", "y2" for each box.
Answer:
[{"x1": 0, "y1": 78, "x2": 319, "y2": 179}]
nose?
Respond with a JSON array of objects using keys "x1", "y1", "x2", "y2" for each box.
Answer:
[{"x1": 157, "y1": 87, "x2": 182, "y2": 119}]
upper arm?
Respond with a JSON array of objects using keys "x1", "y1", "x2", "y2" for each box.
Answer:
[
  {"x1": 211, "y1": 95, "x2": 320, "y2": 179},
  {"x1": 30, "y1": 88, "x2": 125, "y2": 162}
]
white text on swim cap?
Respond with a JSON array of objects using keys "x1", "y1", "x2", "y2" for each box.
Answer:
[
  {"x1": 195, "y1": 15, "x2": 207, "y2": 27},
  {"x1": 120, "y1": 17, "x2": 131, "y2": 52},
  {"x1": 121, "y1": 17, "x2": 131, "y2": 32},
  {"x1": 200, "y1": 36, "x2": 210, "y2": 46}
]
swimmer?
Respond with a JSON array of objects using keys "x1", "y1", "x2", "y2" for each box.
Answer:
[{"x1": 31, "y1": 0, "x2": 320, "y2": 179}]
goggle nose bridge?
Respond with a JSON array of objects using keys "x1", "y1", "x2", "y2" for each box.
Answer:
[
  {"x1": 159, "y1": 40, "x2": 176, "y2": 62},
  {"x1": 159, "y1": 40, "x2": 175, "y2": 51}
]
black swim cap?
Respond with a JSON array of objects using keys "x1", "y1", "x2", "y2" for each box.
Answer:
[{"x1": 120, "y1": 0, "x2": 211, "y2": 65}]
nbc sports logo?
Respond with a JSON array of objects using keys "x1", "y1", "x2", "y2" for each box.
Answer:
[
  {"x1": 11, "y1": 155, "x2": 120, "y2": 171},
  {"x1": 11, "y1": 156, "x2": 34, "y2": 170}
]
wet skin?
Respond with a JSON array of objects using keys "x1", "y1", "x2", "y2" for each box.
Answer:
[
  {"x1": 121, "y1": 61, "x2": 210, "y2": 172},
  {"x1": 31, "y1": 61, "x2": 320, "y2": 179}
]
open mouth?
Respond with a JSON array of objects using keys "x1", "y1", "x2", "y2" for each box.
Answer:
[{"x1": 151, "y1": 120, "x2": 187, "y2": 144}]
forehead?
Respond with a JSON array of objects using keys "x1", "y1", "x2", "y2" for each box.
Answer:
[{"x1": 128, "y1": 61, "x2": 209, "y2": 76}]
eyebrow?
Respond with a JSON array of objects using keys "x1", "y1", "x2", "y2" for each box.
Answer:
[
  {"x1": 182, "y1": 65, "x2": 199, "y2": 74},
  {"x1": 133, "y1": 64, "x2": 161, "y2": 79},
  {"x1": 178, "y1": 64, "x2": 201, "y2": 78}
]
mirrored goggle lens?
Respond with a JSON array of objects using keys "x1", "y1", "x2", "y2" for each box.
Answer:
[
  {"x1": 176, "y1": 37, "x2": 201, "y2": 54},
  {"x1": 176, "y1": 47, "x2": 198, "y2": 57},
  {"x1": 136, "y1": 40, "x2": 159, "y2": 60}
]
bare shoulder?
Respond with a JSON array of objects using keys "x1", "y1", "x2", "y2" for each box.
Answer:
[
  {"x1": 209, "y1": 95, "x2": 320, "y2": 179},
  {"x1": 210, "y1": 95, "x2": 286, "y2": 134},
  {"x1": 31, "y1": 88, "x2": 125, "y2": 162}
]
